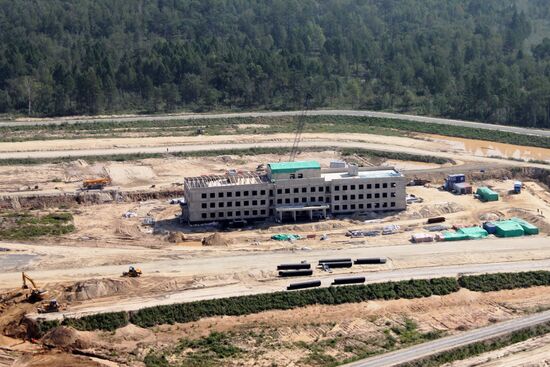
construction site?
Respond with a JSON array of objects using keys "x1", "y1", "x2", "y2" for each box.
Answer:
[{"x1": 0, "y1": 111, "x2": 549, "y2": 367}]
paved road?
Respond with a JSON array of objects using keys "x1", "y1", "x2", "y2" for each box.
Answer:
[
  {"x1": 1, "y1": 109, "x2": 548, "y2": 137},
  {"x1": 343, "y1": 309, "x2": 550, "y2": 367}
]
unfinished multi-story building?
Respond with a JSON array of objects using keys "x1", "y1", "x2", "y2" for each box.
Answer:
[{"x1": 180, "y1": 161, "x2": 407, "y2": 224}]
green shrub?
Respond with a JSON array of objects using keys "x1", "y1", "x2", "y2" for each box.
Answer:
[{"x1": 459, "y1": 271, "x2": 550, "y2": 292}]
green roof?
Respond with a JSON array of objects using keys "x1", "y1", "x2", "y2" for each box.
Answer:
[{"x1": 268, "y1": 161, "x2": 321, "y2": 174}]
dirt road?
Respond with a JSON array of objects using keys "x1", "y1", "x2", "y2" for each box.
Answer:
[{"x1": 2, "y1": 110, "x2": 548, "y2": 137}]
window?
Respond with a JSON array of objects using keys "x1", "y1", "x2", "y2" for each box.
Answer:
[
  {"x1": 252, "y1": 190, "x2": 258, "y2": 196},
  {"x1": 343, "y1": 195, "x2": 348, "y2": 200},
  {"x1": 343, "y1": 185, "x2": 348, "y2": 190},
  {"x1": 227, "y1": 211, "x2": 233, "y2": 217},
  {"x1": 311, "y1": 187, "x2": 316, "y2": 193},
  {"x1": 351, "y1": 194, "x2": 356, "y2": 200},
  {"x1": 244, "y1": 210, "x2": 250, "y2": 216},
  {"x1": 335, "y1": 195, "x2": 340, "y2": 201},
  {"x1": 244, "y1": 201, "x2": 249, "y2": 206},
  {"x1": 359, "y1": 194, "x2": 364, "y2": 199},
  {"x1": 269, "y1": 200, "x2": 273, "y2": 206},
  {"x1": 227, "y1": 192, "x2": 232, "y2": 198},
  {"x1": 334, "y1": 205, "x2": 340, "y2": 211},
  {"x1": 359, "y1": 203, "x2": 364, "y2": 209},
  {"x1": 391, "y1": 182, "x2": 396, "y2": 188},
  {"x1": 367, "y1": 203, "x2": 372, "y2": 209},
  {"x1": 375, "y1": 183, "x2": 380, "y2": 189},
  {"x1": 382, "y1": 192, "x2": 387, "y2": 198},
  {"x1": 318, "y1": 197, "x2": 324, "y2": 202},
  {"x1": 367, "y1": 194, "x2": 372, "y2": 199},
  {"x1": 383, "y1": 183, "x2": 388, "y2": 188},
  {"x1": 285, "y1": 188, "x2": 290, "y2": 194},
  {"x1": 227, "y1": 202, "x2": 233, "y2": 207},
  {"x1": 375, "y1": 203, "x2": 380, "y2": 208},
  {"x1": 351, "y1": 204, "x2": 356, "y2": 210},
  {"x1": 302, "y1": 187, "x2": 307, "y2": 193},
  {"x1": 375, "y1": 193, "x2": 380, "y2": 198},
  {"x1": 298, "y1": 173, "x2": 303, "y2": 178},
  {"x1": 219, "y1": 212, "x2": 224, "y2": 217},
  {"x1": 210, "y1": 213, "x2": 215, "y2": 218},
  {"x1": 244, "y1": 191, "x2": 249, "y2": 196},
  {"x1": 391, "y1": 192, "x2": 396, "y2": 198},
  {"x1": 236, "y1": 211, "x2": 241, "y2": 216},
  {"x1": 277, "y1": 189, "x2": 282, "y2": 194},
  {"x1": 359, "y1": 184, "x2": 364, "y2": 190},
  {"x1": 335, "y1": 185, "x2": 340, "y2": 191},
  {"x1": 252, "y1": 200, "x2": 258, "y2": 205},
  {"x1": 319, "y1": 186, "x2": 324, "y2": 192},
  {"x1": 201, "y1": 213, "x2": 207, "y2": 219},
  {"x1": 201, "y1": 193, "x2": 207, "y2": 199},
  {"x1": 285, "y1": 198, "x2": 290, "y2": 204},
  {"x1": 391, "y1": 202, "x2": 396, "y2": 207},
  {"x1": 218, "y1": 192, "x2": 224, "y2": 198},
  {"x1": 277, "y1": 199, "x2": 282, "y2": 204},
  {"x1": 351, "y1": 185, "x2": 356, "y2": 190},
  {"x1": 236, "y1": 191, "x2": 241, "y2": 197},
  {"x1": 367, "y1": 184, "x2": 372, "y2": 189},
  {"x1": 219, "y1": 202, "x2": 224, "y2": 208},
  {"x1": 290, "y1": 174, "x2": 295, "y2": 179},
  {"x1": 342, "y1": 204, "x2": 348, "y2": 210},
  {"x1": 210, "y1": 202, "x2": 215, "y2": 208},
  {"x1": 310, "y1": 197, "x2": 315, "y2": 202},
  {"x1": 261, "y1": 209, "x2": 266, "y2": 215},
  {"x1": 294, "y1": 198, "x2": 299, "y2": 203},
  {"x1": 269, "y1": 190, "x2": 273, "y2": 196},
  {"x1": 253, "y1": 210, "x2": 258, "y2": 215},
  {"x1": 236, "y1": 202, "x2": 241, "y2": 207},
  {"x1": 260, "y1": 200, "x2": 266, "y2": 205},
  {"x1": 202, "y1": 203, "x2": 207, "y2": 209},
  {"x1": 302, "y1": 197, "x2": 307, "y2": 203},
  {"x1": 260, "y1": 190, "x2": 266, "y2": 195},
  {"x1": 383, "y1": 202, "x2": 387, "y2": 208},
  {"x1": 293, "y1": 188, "x2": 299, "y2": 193},
  {"x1": 210, "y1": 193, "x2": 215, "y2": 198}
]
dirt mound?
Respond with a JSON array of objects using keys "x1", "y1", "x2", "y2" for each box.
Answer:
[
  {"x1": 202, "y1": 233, "x2": 231, "y2": 246},
  {"x1": 66, "y1": 278, "x2": 137, "y2": 301},
  {"x1": 42, "y1": 326, "x2": 91, "y2": 349},
  {"x1": 406, "y1": 202, "x2": 463, "y2": 220},
  {"x1": 165, "y1": 231, "x2": 187, "y2": 243},
  {"x1": 114, "y1": 222, "x2": 142, "y2": 240},
  {"x1": 479, "y1": 212, "x2": 503, "y2": 222},
  {"x1": 114, "y1": 324, "x2": 154, "y2": 342}
]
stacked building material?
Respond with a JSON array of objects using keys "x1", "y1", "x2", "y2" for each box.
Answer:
[
  {"x1": 494, "y1": 220, "x2": 524, "y2": 237},
  {"x1": 510, "y1": 217, "x2": 539, "y2": 235},
  {"x1": 476, "y1": 187, "x2": 499, "y2": 202},
  {"x1": 457, "y1": 226, "x2": 489, "y2": 239}
]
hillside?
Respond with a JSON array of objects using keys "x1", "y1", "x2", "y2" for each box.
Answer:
[{"x1": 1, "y1": 0, "x2": 550, "y2": 128}]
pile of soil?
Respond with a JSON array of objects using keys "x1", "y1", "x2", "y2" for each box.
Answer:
[
  {"x1": 42, "y1": 326, "x2": 91, "y2": 349},
  {"x1": 202, "y1": 233, "x2": 231, "y2": 246},
  {"x1": 407, "y1": 202, "x2": 463, "y2": 219},
  {"x1": 66, "y1": 278, "x2": 137, "y2": 301},
  {"x1": 114, "y1": 222, "x2": 142, "y2": 240},
  {"x1": 165, "y1": 232, "x2": 187, "y2": 243}
]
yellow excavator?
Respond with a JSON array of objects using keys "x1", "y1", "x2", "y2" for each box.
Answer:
[
  {"x1": 38, "y1": 299, "x2": 65, "y2": 313},
  {"x1": 82, "y1": 177, "x2": 111, "y2": 190},
  {"x1": 21, "y1": 272, "x2": 48, "y2": 303},
  {"x1": 122, "y1": 266, "x2": 142, "y2": 277}
]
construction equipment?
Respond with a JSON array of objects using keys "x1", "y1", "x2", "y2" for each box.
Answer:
[
  {"x1": 38, "y1": 299, "x2": 65, "y2": 313},
  {"x1": 122, "y1": 266, "x2": 142, "y2": 277},
  {"x1": 82, "y1": 177, "x2": 111, "y2": 190},
  {"x1": 288, "y1": 95, "x2": 311, "y2": 162},
  {"x1": 21, "y1": 272, "x2": 48, "y2": 303}
]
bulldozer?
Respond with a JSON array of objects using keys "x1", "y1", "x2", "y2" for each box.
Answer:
[
  {"x1": 38, "y1": 299, "x2": 65, "y2": 313},
  {"x1": 82, "y1": 177, "x2": 111, "y2": 190},
  {"x1": 21, "y1": 272, "x2": 48, "y2": 303},
  {"x1": 122, "y1": 266, "x2": 142, "y2": 277}
]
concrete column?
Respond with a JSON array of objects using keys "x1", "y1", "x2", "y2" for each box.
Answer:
[
  {"x1": 309, "y1": 210, "x2": 313, "y2": 220},
  {"x1": 292, "y1": 211, "x2": 296, "y2": 222}
]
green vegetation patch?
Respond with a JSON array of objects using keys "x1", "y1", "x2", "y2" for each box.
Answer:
[
  {"x1": 459, "y1": 271, "x2": 550, "y2": 292},
  {"x1": 0, "y1": 211, "x2": 75, "y2": 240}
]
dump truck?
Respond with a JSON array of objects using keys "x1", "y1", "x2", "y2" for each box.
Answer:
[
  {"x1": 21, "y1": 272, "x2": 48, "y2": 303},
  {"x1": 122, "y1": 266, "x2": 142, "y2": 277},
  {"x1": 82, "y1": 177, "x2": 111, "y2": 190}
]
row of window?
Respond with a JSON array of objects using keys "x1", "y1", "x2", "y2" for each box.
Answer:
[
  {"x1": 201, "y1": 199, "x2": 267, "y2": 209},
  {"x1": 334, "y1": 192, "x2": 397, "y2": 201},
  {"x1": 200, "y1": 189, "x2": 268, "y2": 200},
  {"x1": 333, "y1": 182, "x2": 397, "y2": 191},
  {"x1": 201, "y1": 209, "x2": 267, "y2": 219},
  {"x1": 277, "y1": 196, "x2": 324, "y2": 205},
  {"x1": 334, "y1": 202, "x2": 396, "y2": 211},
  {"x1": 276, "y1": 186, "x2": 324, "y2": 194}
]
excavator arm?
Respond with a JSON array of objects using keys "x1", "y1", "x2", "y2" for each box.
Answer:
[{"x1": 21, "y1": 272, "x2": 38, "y2": 289}]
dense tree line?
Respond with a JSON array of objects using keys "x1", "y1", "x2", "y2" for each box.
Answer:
[{"x1": 2, "y1": 0, "x2": 550, "y2": 127}]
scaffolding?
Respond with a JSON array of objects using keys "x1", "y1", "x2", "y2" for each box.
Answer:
[{"x1": 184, "y1": 172, "x2": 269, "y2": 189}]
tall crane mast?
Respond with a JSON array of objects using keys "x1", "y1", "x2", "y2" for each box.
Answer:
[{"x1": 288, "y1": 95, "x2": 311, "y2": 162}]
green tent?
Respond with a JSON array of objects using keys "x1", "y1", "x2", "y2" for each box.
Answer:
[
  {"x1": 476, "y1": 187, "x2": 499, "y2": 202},
  {"x1": 441, "y1": 231, "x2": 470, "y2": 241},
  {"x1": 510, "y1": 217, "x2": 539, "y2": 235},
  {"x1": 494, "y1": 220, "x2": 524, "y2": 237},
  {"x1": 271, "y1": 234, "x2": 301, "y2": 241},
  {"x1": 457, "y1": 226, "x2": 489, "y2": 239}
]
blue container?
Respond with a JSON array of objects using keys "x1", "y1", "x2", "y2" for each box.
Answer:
[{"x1": 483, "y1": 222, "x2": 497, "y2": 235}]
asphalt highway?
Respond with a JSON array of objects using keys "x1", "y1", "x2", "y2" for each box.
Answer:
[
  {"x1": 1, "y1": 109, "x2": 548, "y2": 137},
  {"x1": 343, "y1": 309, "x2": 550, "y2": 367}
]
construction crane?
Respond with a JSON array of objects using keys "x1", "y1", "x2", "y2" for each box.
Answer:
[
  {"x1": 288, "y1": 95, "x2": 311, "y2": 162},
  {"x1": 21, "y1": 272, "x2": 48, "y2": 303},
  {"x1": 82, "y1": 177, "x2": 111, "y2": 190}
]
